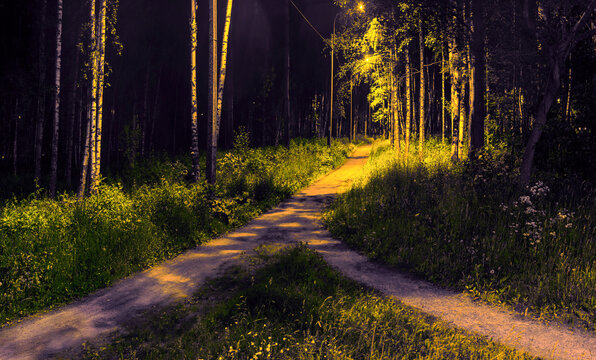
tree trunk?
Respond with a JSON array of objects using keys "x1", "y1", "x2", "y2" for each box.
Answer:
[
  {"x1": 284, "y1": 0, "x2": 291, "y2": 147},
  {"x1": 449, "y1": 33, "x2": 461, "y2": 161},
  {"x1": 405, "y1": 46, "x2": 411, "y2": 162},
  {"x1": 391, "y1": 63, "x2": 400, "y2": 154},
  {"x1": 519, "y1": 0, "x2": 595, "y2": 186},
  {"x1": 350, "y1": 76, "x2": 353, "y2": 142},
  {"x1": 35, "y1": 0, "x2": 48, "y2": 181},
  {"x1": 206, "y1": 0, "x2": 218, "y2": 184},
  {"x1": 418, "y1": 20, "x2": 425, "y2": 159},
  {"x1": 190, "y1": 0, "x2": 200, "y2": 182},
  {"x1": 87, "y1": 0, "x2": 98, "y2": 194},
  {"x1": 216, "y1": 0, "x2": 234, "y2": 136},
  {"x1": 49, "y1": 0, "x2": 64, "y2": 197},
  {"x1": 442, "y1": 45, "x2": 446, "y2": 142},
  {"x1": 92, "y1": 0, "x2": 107, "y2": 192},
  {"x1": 469, "y1": 0, "x2": 486, "y2": 158}
]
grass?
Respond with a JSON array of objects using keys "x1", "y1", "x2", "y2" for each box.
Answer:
[
  {"x1": 0, "y1": 136, "x2": 354, "y2": 326},
  {"x1": 323, "y1": 139, "x2": 595, "y2": 331},
  {"x1": 74, "y1": 245, "x2": 535, "y2": 360}
]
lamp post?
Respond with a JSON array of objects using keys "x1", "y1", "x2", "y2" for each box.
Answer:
[
  {"x1": 328, "y1": 12, "x2": 340, "y2": 147},
  {"x1": 328, "y1": 4, "x2": 365, "y2": 146}
]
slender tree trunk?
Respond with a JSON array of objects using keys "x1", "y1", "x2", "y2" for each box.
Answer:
[
  {"x1": 563, "y1": 57, "x2": 572, "y2": 124},
  {"x1": 225, "y1": 44, "x2": 234, "y2": 148},
  {"x1": 350, "y1": 76, "x2": 353, "y2": 142},
  {"x1": 216, "y1": 0, "x2": 233, "y2": 135},
  {"x1": 442, "y1": 45, "x2": 446, "y2": 142},
  {"x1": 419, "y1": 20, "x2": 425, "y2": 159},
  {"x1": 469, "y1": 0, "x2": 485, "y2": 158},
  {"x1": 405, "y1": 46, "x2": 411, "y2": 162},
  {"x1": 519, "y1": 0, "x2": 595, "y2": 186},
  {"x1": 391, "y1": 61, "x2": 400, "y2": 154},
  {"x1": 87, "y1": 0, "x2": 98, "y2": 194},
  {"x1": 190, "y1": 0, "x2": 200, "y2": 182},
  {"x1": 49, "y1": 0, "x2": 64, "y2": 197},
  {"x1": 35, "y1": 0, "x2": 48, "y2": 181},
  {"x1": 206, "y1": 0, "x2": 218, "y2": 184},
  {"x1": 92, "y1": 0, "x2": 107, "y2": 191},
  {"x1": 449, "y1": 33, "x2": 461, "y2": 161},
  {"x1": 78, "y1": 113, "x2": 91, "y2": 198},
  {"x1": 284, "y1": 0, "x2": 291, "y2": 147}
]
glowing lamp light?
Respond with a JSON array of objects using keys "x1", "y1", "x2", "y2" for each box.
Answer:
[{"x1": 358, "y1": 3, "x2": 365, "y2": 12}]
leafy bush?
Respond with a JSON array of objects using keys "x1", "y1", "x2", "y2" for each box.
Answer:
[{"x1": 0, "y1": 137, "x2": 353, "y2": 325}]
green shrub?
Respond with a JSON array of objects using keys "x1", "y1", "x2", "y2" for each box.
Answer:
[
  {"x1": 0, "y1": 137, "x2": 353, "y2": 325},
  {"x1": 324, "y1": 139, "x2": 596, "y2": 331}
]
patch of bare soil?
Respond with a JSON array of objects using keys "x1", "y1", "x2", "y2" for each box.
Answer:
[{"x1": 0, "y1": 145, "x2": 593, "y2": 360}]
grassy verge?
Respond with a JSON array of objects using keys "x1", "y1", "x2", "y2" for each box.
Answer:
[
  {"x1": 323, "y1": 139, "x2": 595, "y2": 331},
  {"x1": 75, "y1": 245, "x2": 535, "y2": 360},
  {"x1": 0, "y1": 137, "x2": 353, "y2": 326}
]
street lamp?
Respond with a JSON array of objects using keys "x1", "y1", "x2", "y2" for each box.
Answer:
[
  {"x1": 328, "y1": 4, "x2": 365, "y2": 146},
  {"x1": 328, "y1": 12, "x2": 340, "y2": 147}
]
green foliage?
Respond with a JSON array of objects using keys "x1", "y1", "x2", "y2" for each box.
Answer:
[
  {"x1": 79, "y1": 246, "x2": 535, "y2": 359},
  {"x1": 0, "y1": 138, "x2": 353, "y2": 325},
  {"x1": 324, "y1": 139, "x2": 596, "y2": 331}
]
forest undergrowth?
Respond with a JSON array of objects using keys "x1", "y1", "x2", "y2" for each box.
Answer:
[
  {"x1": 77, "y1": 245, "x2": 535, "y2": 360},
  {"x1": 324, "y1": 139, "x2": 595, "y2": 332},
  {"x1": 0, "y1": 135, "x2": 353, "y2": 326}
]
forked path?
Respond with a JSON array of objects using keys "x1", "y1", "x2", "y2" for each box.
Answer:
[{"x1": 0, "y1": 145, "x2": 594, "y2": 360}]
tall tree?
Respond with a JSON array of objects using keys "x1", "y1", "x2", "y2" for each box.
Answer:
[
  {"x1": 216, "y1": 0, "x2": 234, "y2": 134},
  {"x1": 206, "y1": 0, "x2": 218, "y2": 184},
  {"x1": 49, "y1": 0, "x2": 64, "y2": 197},
  {"x1": 284, "y1": 0, "x2": 291, "y2": 147},
  {"x1": 468, "y1": 0, "x2": 485, "y2": 158},
  {"x1": 519, "y1": 0, "x2": 596, "y2": 186},
  {"x1": 190, "y1": 0, "x2": 200, "y2": 182},
  {"x1": 418, "y1": 19, "x2": 425, "y2": 159},
  {"x1": 405, "y1": 45, "x2": 412, "y2": 161}
]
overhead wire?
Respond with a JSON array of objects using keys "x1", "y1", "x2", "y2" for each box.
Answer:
[{"x1": 288, "y1": 0, "x2": 328, "y2": 43}]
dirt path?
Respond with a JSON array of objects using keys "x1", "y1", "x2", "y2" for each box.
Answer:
[{"x1": 0, "y1": 145, "x2": 594, "y2": 360}]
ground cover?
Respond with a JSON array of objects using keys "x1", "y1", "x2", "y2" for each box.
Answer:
[
  {"x1": 0, "y1": 137, "x2": 353, "y2": 326},
  {"x1": 324, "y1": 139, "x2": 595, "y2": 331},
  {"x1": 75, "y1": 245, "x2": 535, "y2": 360}
]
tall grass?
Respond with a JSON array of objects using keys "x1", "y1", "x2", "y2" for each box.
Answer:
[
  {"x1": 324, "y1": 139, "x2": 595, "y2": 331},
  {"x1": 0, "y1": 137, "x2": 353, "y2": 325},
  {"x1": 79, "y1": 246, "x2": 535, "y2": 360}
]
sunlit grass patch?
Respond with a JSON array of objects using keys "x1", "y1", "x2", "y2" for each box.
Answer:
[
  {"x1": 0, "y1": 137, "x2": 353, "y2": 326},
  {"x1": 324, "y1": 138, "x2": 596, "y2": 331},
  {"x1": 77, "y1": 245, "x2": 535, "y2": 360}
]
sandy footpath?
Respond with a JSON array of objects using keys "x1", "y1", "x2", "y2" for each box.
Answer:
[{"x1": 0, "y1": 145, "x2": 594, "y2": 360}]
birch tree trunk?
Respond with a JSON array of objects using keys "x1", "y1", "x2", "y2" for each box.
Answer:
[
  {"x1": 442, "y1": 45, "x2": 446, "y2": 142},
  {"x1": 49, "y1": 0, "x2": 63, "y2": 198},
  {"x1": 405, "y1": 46, "x2": 411, "y2": 162},
  {"x1": 216, "y1": 0, "x2": 234, "y2": 134},
  {"x1": 206, "y1": 0, "x2": 218, "y2": 184},
  {"x1": 92, "y1": 0, "x2": 107, "y2": 192},
  {"x1": 418, "y1": 20, "x2": 425, "y2": 159},
  {"x1": 88, "y1": 0, "x2": 98, "y2": 193},
  {"x1": 190, "y1": 0, "x2": 200, "y2": 182}
]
